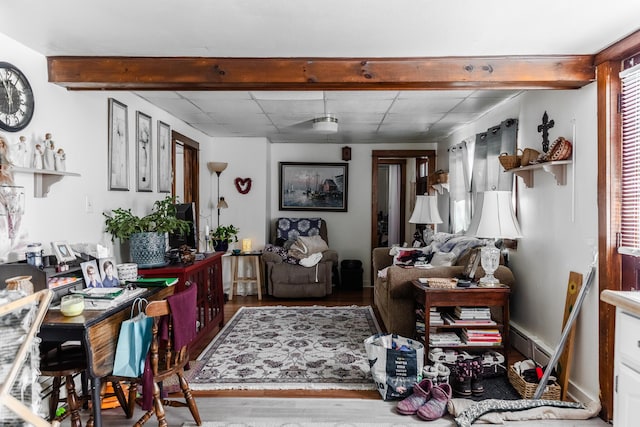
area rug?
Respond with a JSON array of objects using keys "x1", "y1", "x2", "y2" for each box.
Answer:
[
  {"x1": 183, "y1": 423, "x2": 428, "y2": 427},
  {"x1": 191, "y1": 306, "x2": 382, "y2": 390}
]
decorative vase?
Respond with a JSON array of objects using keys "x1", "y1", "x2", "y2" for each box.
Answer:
[
  {"x1": 129, "y1": 232, "x2": 167, "y2": 268},
  {"x1": 5, "y1": 275, "x2": 34, "y2": 294}
]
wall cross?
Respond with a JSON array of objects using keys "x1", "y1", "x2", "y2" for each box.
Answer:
[{"x1": 537, "y1": 111, "x2": 555, "y2": 152}]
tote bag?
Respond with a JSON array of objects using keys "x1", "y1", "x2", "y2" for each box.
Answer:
[{"x1": 112, "y1": 298, "x2": 153, "y2": 377}]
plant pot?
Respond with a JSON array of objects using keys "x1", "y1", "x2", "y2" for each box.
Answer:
[
  {"x1": 130, "y1": 231, "x2": 167, "y2": 268},
  {"x1": 213, "y1": 240, "x2": 229, "y2": 252}
]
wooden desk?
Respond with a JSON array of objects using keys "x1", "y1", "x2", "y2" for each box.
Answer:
[
  {"x1": 412, "y1": 281, "x2": 511, "y2": 368},
  {"x1": 139, "y1": 252, "x2": 225, "y2": 352},
  {"x1": 229, "y1": 251, "x2": 263, "y2": 301},
  {"x1": 39, "y1": 286, "x2": 173, "y2": 427}
]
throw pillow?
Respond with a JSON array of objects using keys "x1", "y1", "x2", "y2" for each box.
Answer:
[{"x1": 430, "y1": 251, "x2": 457, "y2": 267}]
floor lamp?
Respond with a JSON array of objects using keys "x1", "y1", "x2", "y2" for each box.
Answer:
[
  {"x1": 207, "y1": 161, "x2": 228, "y2": 227},
  {"x1": 408, "y1": 195, "x2": 443, "y2": 247},
  {"x1": 468, "y1": 191, "x2": 522, "y2": 286}
]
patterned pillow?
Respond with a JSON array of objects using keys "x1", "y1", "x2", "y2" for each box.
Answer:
[
  {"x1": 264, "y1": 244, "x2": 299, "y2": 264},
  {"x1": 276, "y1": 217, "x2": 323, "y2": 241}
]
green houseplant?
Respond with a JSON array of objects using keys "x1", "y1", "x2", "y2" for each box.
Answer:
[
  {"x1": 210, "y1": 224, "x2": 239, "y2": 252},
  {"x1": 104, "y1": 196, "x2": 192, "y2": 267}
]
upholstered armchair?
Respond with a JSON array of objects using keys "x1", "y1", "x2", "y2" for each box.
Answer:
[{"x1": 262, "y1": 217, "x2": 338, "y2": 298}]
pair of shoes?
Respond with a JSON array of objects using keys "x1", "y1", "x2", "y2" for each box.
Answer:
[
  {"x1": 428, "y1": 348, "x2": 459, "y2": 364},
  {"x1": 450, "y1": 357, "x2": 484, "y2": 397},
  {"x1": 396, "y1": 379, "x2": 432, "y2": 415},
  {"x1": 416, "y1": 383, "x2": 452, "y2": 421},
  {"x1": 422, "y1": 363, "x2": 450, "y2": 385}
]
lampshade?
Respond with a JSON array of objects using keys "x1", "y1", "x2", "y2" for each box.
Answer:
[
  {"x1": 468, "y1": 191, "x2": 522, "y2": 239},
  {"x1": 207, "y1": 161, "x2": 228, "y2": 174},
  {"x1": 312, "y1": 116, "x2": 338, "y2": 133},
  {"x1": 216, "y1": 197, "x2": 228, "y2": 209},
  {"x1": 409, "y1": 195, "x2": 443, "y2": 224}
]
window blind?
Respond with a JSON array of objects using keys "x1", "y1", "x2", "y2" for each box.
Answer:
[{"x1": 620, "y1": 63, "x2": 640, "y2": 249}]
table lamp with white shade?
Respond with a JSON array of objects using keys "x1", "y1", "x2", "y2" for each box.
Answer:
[
  {"x1": 467, "y1": 191, "x2": 522, "y2": 286},
  {"x1": 409, "y1": 195, "x2": 443, "y2": 247}
]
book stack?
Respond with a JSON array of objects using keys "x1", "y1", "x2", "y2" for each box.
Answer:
[
  {"x1": 455, "y1": 306, "x2": 492, "y2": 320},
  {"x1": 429, "y1": 307, "x2": 444, "y2": 326},
  {"x1": 429, "y1": 331, "x2": 463, "y2": 346},
  {"x1": 461, "y1": 328, "x2": 502, "y2": 346}
]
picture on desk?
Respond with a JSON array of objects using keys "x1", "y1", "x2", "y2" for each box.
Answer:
[
  {"x1": 99, "y1": 257, "x2": 120, "y2": 287},
  {"x1": 81, "y1": 260, "x2": 103, "y2": 288}
]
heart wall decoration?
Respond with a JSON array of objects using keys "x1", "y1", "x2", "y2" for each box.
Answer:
[{"x1": 235, "y1": 177, "x2": 252, "y2": 194}]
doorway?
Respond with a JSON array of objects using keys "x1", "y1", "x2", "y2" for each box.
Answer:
[
  {"x1": 172, "y1": 130, "x2": 200, "y2": 234},
  {"x1": 371, "y1": 149, "x2": 437, "y2": 253}
]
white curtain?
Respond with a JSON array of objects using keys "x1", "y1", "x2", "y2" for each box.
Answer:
[
  {"x1": 449, "y1": 139, "x2": 473, "y2": 233},
  {"x1": 387, "y1": 164, "x2": 401, "y2": 245}
]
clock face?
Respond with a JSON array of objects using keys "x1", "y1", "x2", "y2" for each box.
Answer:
[{"x1": 0, "y1": 62, "x2": 35, "y2": 132}]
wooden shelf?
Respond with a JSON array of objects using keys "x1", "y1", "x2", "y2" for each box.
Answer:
[
  {"x1": 12, "y1": 167, "x2": 81, "y2": 198},
  {"x1": 511, "y1": 160, "x2": 572, "y2": 188}
]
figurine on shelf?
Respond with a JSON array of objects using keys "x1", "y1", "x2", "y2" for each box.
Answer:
[
  {"x1": 31, "y1": 144, "x2": 44, "y2": 169},
  {"x1": 43, "y1": 133, "x2": 55, "y2": 170},
  {"x1": 13, "y1": 136, "x2": 29, "y2": 168},
  {"x1": 0, "y1": 135, "x2": 14, "y2": 185},
  {"x1": 54, "y1": 148, "x2": 66, "y2": 171}
]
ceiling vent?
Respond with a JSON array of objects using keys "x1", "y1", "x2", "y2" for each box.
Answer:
[{"x1": 312, "y1": 116, "x2": 338, "y2": 133}]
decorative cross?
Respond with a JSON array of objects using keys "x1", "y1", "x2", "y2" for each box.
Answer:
[{"x1": 537, "y1": 111, "x2": 555, "y2": 152}]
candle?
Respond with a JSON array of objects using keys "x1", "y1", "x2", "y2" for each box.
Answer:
[
  {"x1": 205, "y1": 225, "x2": 210, "y2": 235},
  {"x1": 242, "y1": 238, "x2": 252, "y2": 253}
]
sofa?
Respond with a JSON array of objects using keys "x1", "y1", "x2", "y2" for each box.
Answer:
[
  {"x1": 372, "y1": 240, "x2": 515, "y2": 339},
  {"x1": 262, "y1": 217, "x2": 339, "y2": 298}
]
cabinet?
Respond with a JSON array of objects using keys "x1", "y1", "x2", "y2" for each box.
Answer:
[
  {"x1": 139, "y1": 252, "x2": 224, "y2": 352},
  {"x1": 413, "y1": 280, "x2": 511, "y2": 368},
  {"x1": 13, "y1": 166, "x2": 81, "y2": 197}
]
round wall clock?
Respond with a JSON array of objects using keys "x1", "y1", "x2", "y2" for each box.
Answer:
[{"x1": 0, "y1": 62, "x2": 35, "y2": 132}]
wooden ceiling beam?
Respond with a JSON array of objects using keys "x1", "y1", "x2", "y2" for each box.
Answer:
[{"x1": 47, "y1": 56, "x2": 595, "y2": 91}]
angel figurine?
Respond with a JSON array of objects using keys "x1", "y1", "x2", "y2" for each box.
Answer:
[
  {"x1": 54, "y1": 148, "x2": 66, "y2": 171},
  {"x1": 43, "y1": 133, "x2": 55, "y2": 170},
  {"x1": 32, "y1": 144, "x2": 44, "y2": 169}
]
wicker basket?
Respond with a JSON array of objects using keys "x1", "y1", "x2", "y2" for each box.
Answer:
[
  {"x1": 426, "y1": 278, "x2": 458, "y2": 289},
  {"x1": 499, "y1": 149, "x2": 523, "y2": 171},
  {"x1": 508, "y1": 365, "x2": 561, "y2": 400},
  {"x1": 520, "y1": 148, "x2": 540, "y2": 166}
]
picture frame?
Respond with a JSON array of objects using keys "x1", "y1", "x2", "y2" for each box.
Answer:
[
  {"x1": 107, "y1": 98, "x2": 129, "y2": 191},
  {"x1": 51, "y1": 241, "x2": 76, "y2": 264},
  {"x1": 462, "y1": 247, "x2": 482, "y2": 280},
  {"x1": 136, "y1": 111, "x2": 153, "y2": 192},
  {"x1": 279, "y1": 162, "x2": 348, "y2": 212},
  {"x1": 157, "y1": 120, "x2": 172, "y2": 193},
  {"x1": 98, "y1": 257, "x2": 121, "y2": 287},
  {"x1": 80, "y1": 260, "x2": 102, "y2": 288}
]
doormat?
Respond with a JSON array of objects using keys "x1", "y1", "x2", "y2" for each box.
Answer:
[{"x1": 190, "y1": 306, "x2": 382, "y2": 391}]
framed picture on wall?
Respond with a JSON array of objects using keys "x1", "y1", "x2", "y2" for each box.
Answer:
[
  {"x1": 136, "y1": 111, "x2": 153, "y2": 192},
  {"x1": 279, "y1": 162, "x2": 348, "y2": 212},
  {"x1": 107, "y1": 98, "x2": 129, "y2": 191},
  {"x1": 157, "y1": 120, "x2": 172, "y2": 193}
]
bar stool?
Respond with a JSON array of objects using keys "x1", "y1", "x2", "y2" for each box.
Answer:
[{"x1": 39, "y1": 344, "x2": 89, "y2": 427}]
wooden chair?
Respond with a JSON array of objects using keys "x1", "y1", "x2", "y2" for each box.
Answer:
[{"x1": 109, "y1": 285, "x2": 201, "y2": 427}]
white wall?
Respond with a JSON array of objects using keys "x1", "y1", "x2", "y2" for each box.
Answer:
[
  {"x1": 444, "y1": 86, "x2": 599, "y2": 402},
  {"x1": 0, "y1": 33, "x2": 210, "y2": 262}
]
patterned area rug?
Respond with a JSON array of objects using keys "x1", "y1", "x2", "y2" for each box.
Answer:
[{"x1": 191, "y1": 306, "x2": 382, "y2": 390}]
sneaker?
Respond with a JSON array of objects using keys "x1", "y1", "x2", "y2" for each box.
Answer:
[{"x1": 396, "y1": 379, "x2": 432, "y2": 415}]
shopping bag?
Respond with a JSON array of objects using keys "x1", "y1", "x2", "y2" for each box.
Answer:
[
  {"x1": 364, "y1": 333, "x2": 424, "y2": 401},
  {"x1": 112, "y1": 298, "x2": 152, "y2": 377}
]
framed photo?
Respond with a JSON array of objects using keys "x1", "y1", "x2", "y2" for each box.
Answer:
[
  {"x1": 157, "y1": 120, "x2": 172, "y2": 193},
  {"x1": 107, "y1": 98, "x2": 129, "y2": 191},
  {"x1": 136, "y1": 111, "x2": 153, "y2": 192},
  {"x1": 279, "y1": 162, "x2": 348, "y2": 212},
  {"x1": 98, "y1": 257, "x2": 121, "y2": 288},
  {"x1": 51, "y1": 241, "x2": 76, "y2": 264},
  {"x1": 80, "y1": 260, "x2": 102, "y2": 288},
  {"x1": 462, "y1": 247, "x2": 482, "y2": 280}
]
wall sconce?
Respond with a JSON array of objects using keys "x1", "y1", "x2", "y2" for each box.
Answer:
[
  {"x1": 207, "y1": 161, "x2": 228, "y2": 227},
  {"x1": 242, "y1": 238, "x2": 252, "y2": 253}
]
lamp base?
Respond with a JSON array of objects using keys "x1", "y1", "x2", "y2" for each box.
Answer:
[
  {"x1": 479, "y1": 246, "x2": 501, "y2": 287},
  {"x1": 478, "y1": 275, "x2": 501, "y2": 287}
]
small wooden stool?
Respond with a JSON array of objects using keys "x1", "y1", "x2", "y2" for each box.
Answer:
[{"x1": 229, "y1": 251, "x2": 263, "y2": 300}]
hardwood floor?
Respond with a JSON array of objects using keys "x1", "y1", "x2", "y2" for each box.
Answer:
[{"x1": 189, "y1": 286, "x2": 525, "y2": 399}]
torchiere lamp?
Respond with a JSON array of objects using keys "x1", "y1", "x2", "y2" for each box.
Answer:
[{"x1": 207, "y1": 161, "x2": 228, "y2": 227}]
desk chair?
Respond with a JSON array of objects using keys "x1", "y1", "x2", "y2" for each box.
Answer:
[{"x1": 108, "y1": 284, "x2": 201, "y2": 427}]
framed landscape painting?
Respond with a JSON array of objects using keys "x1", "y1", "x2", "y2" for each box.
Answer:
[{"x1": 279, "y1": 162, "x2": 348, "y2": 212}]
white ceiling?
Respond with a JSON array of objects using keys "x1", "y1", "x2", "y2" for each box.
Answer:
[{"x1": 2, "y1": 0, "x2": 639, "y2": 144}]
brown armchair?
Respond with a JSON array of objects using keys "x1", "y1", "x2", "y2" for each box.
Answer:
[{"x1": 262, "y1": 217, "x2": 338, "y2": 298}]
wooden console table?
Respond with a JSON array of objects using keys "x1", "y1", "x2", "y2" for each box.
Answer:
[
  {"x1": 139, "y1": 252, "x2": 225, "y2": 353},
  {"x1": 413, "y1": 281, "x2": 511, "y2": 368}
]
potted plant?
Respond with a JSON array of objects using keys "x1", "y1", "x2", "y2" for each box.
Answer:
[
  {"x1": 104, "y1": 195, "x2": 191, "y2": 267},
  {"x1": 210, "y1": 224, "x2": 239, "y2": 252}
]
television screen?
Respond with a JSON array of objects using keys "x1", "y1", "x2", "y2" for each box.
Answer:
[{"x1": 169, "y1": 202, "x2": 197, "y2": 251}]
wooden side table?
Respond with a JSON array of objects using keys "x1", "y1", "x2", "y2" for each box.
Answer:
[
  {"x1": 412, "y1": 280, "x2": 511, "y2": 368},
  {"x1": 230, "y1": 251, "x2": 263, "y2": 300}
]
